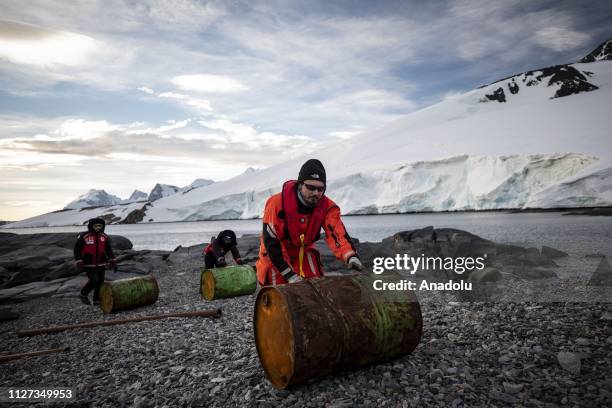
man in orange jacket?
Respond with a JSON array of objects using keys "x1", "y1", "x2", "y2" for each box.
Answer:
[{"x1": 256, "y1": 159, "x2": 364, "y2": 285}]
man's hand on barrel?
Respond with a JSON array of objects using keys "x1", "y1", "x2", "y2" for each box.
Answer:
[
  {"x1": 75, "y1": 260, "x2": 83, "y2": 272},
  {"x1": 217, "y1": 257, "x2": 227, "y2": 267},
  {"x1": 281, "y1": 267, "x2": 302, "y2": 283},
  {"x1": 347, "y1": 256, "x2": 365, "y2": 272},
  {"x1": 287, "y1": 274, "x2": 302, "y2": 283}
]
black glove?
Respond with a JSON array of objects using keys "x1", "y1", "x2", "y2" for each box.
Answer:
[
  {"x1": 217, "y1": 257, "x2": 227, "y2": 267},
  {"x1": 76, "y1": 260, "x2": 83, "y2": 273},
  {"x1": 109, "y1": 258, "x2": 118, "y2": 272}
]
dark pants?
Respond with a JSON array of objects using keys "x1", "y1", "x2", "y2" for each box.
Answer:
[
  {"x1": 81, "y1": 266, "x2": 106, "y2": 301},
  {"x1": 204, "y1": 252, "x2": 219, "y2": 269}
]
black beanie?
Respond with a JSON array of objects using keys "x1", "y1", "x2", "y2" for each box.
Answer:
[{"x1": 298, "y1": 159, "x2": 326, "y2": 184}]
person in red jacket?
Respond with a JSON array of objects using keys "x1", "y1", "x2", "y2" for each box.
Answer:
[
  {"x1": 256, "y1": 159, "x2": 364, "y2": 285},
  {"x1": 203, "y1": 229, "x2": 244, "y2": 269},
  {"x1": 74, "y1": 218, "x2": 117, "y2": 305}
]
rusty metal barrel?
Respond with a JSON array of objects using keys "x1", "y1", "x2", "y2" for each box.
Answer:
[
  {"x1": 201, "y1": 265, "x2": 257, "y2": 300},
  {"x1": 99, "y1": 275, "x2": 159, "y2": 314},
  {"x1": 254, "y1": 274, "x2": 422, "y2": 389}
]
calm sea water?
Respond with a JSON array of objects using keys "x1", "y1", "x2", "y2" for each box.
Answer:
[{"x1": 3, "y1": 212, "x2": 612, "y2": 258}]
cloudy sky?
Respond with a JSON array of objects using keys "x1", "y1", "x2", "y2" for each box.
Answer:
[{"x1": 1, "y1": 0, "x2": 611, "y2": 220}]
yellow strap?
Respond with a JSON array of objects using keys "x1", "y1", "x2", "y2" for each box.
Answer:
[{"x1": 298, "y1": 233, "x2": 305, "y2": 277}]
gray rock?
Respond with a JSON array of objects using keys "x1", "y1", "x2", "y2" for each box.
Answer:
[
  {"x1": 503, "y1": 382, "x2": 524, "y2": 394},
  {"x1": 541, "y1": 246, "x2": 568, "y2": 258},
  {"x1": 575, "y1": 338, "x2": 591, "y2": 346},
  {"x1": 557, "y1": 352, "x2": 581, "y2": 374},
  {"x1": 467, "y1": 267, "x2": 502, "y2": 283},
  {"x1": 489, "y1": 391, "x2": 517, "y2": 404},
  {"x1": 0, "y1": 232, "x2": 133, "y2": 288},
  {"x1": 601, "y1": 311, "x2": 612, "y2": 321},
  {"x1": 588, "y1": 257, "x2": 612, "y2": 286}
]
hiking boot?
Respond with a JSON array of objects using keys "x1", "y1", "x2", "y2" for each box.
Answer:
[{"x1": 79, "y1": 294, "x2": 91, "y2": 305}]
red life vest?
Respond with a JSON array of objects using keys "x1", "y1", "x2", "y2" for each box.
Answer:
[
  {"x1": 281, "y1": 180, "x2": 330, "y2": 246},
  {"x1": 280, "y1": 180, "x2": 330, "y2": 277},
  {"x1": 80, "y1": 232, "x2": 109, "y2": 267}
]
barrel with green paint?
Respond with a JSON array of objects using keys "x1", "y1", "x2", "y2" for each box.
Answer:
[
  {"x1": 254, "y1": 274, "x2": 422, "y2": 389},
  {"x1": 99, "y1": 275, "x2": 159, "y2": 314},
  {"x1": 201, "y1": 265, "x2": 257, "y2": 300}
]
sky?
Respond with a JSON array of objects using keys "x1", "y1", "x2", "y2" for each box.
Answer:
[{"x1": 1, "y1": 0, "x2": 611, "y2": 221}]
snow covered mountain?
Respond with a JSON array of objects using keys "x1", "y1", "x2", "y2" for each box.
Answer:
[
  {"x1": 147, "y1": 184, "x2": 179, "y2": 202},
  {"x1": 126, "y1": 190, "x2": 148, "y2": 202},
  {"x1": 7, "y1": 39, "x2": 612, "y2": 227},
  {"x1": 180, "y1": 179, "x2": 215, "y2": 194},
  {"x1": 63, "y1": 189, "x2": 123, "y2": 210}
]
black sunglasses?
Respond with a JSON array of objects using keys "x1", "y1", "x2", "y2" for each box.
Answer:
[{"x1": 303, "y1": 183, "x2": 325, "y2": 193}]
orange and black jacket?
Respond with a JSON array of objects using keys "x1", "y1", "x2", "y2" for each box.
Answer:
[
  {"x1": 74, "y1": 218, "x2": 115, "y2": 267},
  {"x1": 256, "y1": 180, "x2": 358, "y2": 284}
]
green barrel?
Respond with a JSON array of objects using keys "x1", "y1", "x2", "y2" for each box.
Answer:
[
  {"x1": 201, "y1": 265, "x2": 257, "y2": 300},
  {"x1": 254, "y1": 274, "x2": 422, "y2": 389},
  {"x1": 99, "y1": 275, "x2": 159, "y2": 314}
]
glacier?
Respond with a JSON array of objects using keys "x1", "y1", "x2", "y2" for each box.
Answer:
[{"x1": 5, "y1": 50, "x2": 612, "y2": 227}]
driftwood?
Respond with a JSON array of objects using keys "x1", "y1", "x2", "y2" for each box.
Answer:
[
  {"x1": 0, "y1": 347, "x2": 70, "y2": 363},
  {"x1": 16, "y1": 309, "x2": 222, "y2": 337}
]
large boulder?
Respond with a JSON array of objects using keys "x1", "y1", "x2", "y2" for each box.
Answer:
[
  {"x1": 588, "y1": 257, "x2": 612, "y2": 286},
  {"x1": 0, "y1": 232, "x2": 134, "y2": 288}
]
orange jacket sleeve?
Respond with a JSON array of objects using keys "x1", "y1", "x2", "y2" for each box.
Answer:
[{"x1": 323, "y1": 202, "x2": 357, "y2": 263}]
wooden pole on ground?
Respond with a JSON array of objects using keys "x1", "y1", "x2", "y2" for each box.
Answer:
[
  {"x1": 16, "y1": 309, "x2": 222, "y2": 337},
  {"x1": 0, "y1": 347, "x2": 70, "y2": 363}
]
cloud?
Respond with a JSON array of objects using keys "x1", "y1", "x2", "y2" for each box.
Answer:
[
  {"x1": 0, "y1": 20, "x2": 101, "y2": 67},
  {"x1": 534, "y1": 27, "x2": 591, "y2": 52},
  {"x1": 0, "y1": 116, "x2": 319, "y2": 165},
  {"x1": 328, "y1": 130, "x2": 361, "y2": 140},
  {"x1": 157, "y1": 91, "x2": 213, "y2": 111},
  {"x1": 171, "y1": 74, "x2": 250, "y2": 93},
  {"x1": 137, "y1": 86, "x2": 154, "y2": 94}
]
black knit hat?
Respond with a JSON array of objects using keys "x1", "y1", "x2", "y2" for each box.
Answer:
[{"x1": 298, "y1": 159, "x2": 326, "y2": 184}]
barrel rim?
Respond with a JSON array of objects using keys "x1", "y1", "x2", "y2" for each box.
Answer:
[
  {"x1": 253, "y1": 285, "x2": 296, "y2": 389},
  {"x1": 201, "y1": 269, "x2": 216, "y2": 300},
  {"x1": 99, "y1": 282, "x2": 113, "y2": 314}
]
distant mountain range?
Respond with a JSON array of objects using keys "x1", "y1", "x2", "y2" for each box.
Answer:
[
  {"x1": 5, "y1": 39, "x2": 612, "y2": 227},
  {"x1": 62, "y1": 179, "x2": 215, "y2": 210}
]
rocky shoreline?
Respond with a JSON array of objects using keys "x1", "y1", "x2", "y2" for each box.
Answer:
[{"x1": 0, "y1": 229, "x2": 611, "y2": 406}]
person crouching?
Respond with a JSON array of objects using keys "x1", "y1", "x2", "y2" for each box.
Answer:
[{"x1": 203, "y1": 229, "x2": 244, "y2": 268}]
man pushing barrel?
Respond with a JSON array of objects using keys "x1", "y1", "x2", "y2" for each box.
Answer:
[{"x1": 256, "y1": 159, "x2": 364, "y2": 285}]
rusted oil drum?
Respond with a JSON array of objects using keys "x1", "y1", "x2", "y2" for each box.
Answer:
[
  {"x1": 254, "y1": 274, "x2": 422, "y2": 389},
  {"x1": 100, "y1": 275, "x2": 159, "y2": 314},
  {"x1": 201, "y1": 265, "x2": 257, "y2": 300}
]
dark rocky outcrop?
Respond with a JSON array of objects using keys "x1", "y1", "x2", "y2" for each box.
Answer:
[
  {"x1": 541, "y1": 246, "x2": 568, "y2": 258},
  {"x1": 588, "y1": 256, "x2": 612, "y2": 286},
  {"x1": 0, "y1": 233, "x2": 167, "y2": 301},
  {"x1": 120, "y1": 204, "x2": 150, "y2": 224},
  {"x1": 580, "y1": 38, "x2": 612, "y2": 63},
  {"x1": 485, "y1": 87, "x2": 506, "y2": 103}
]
